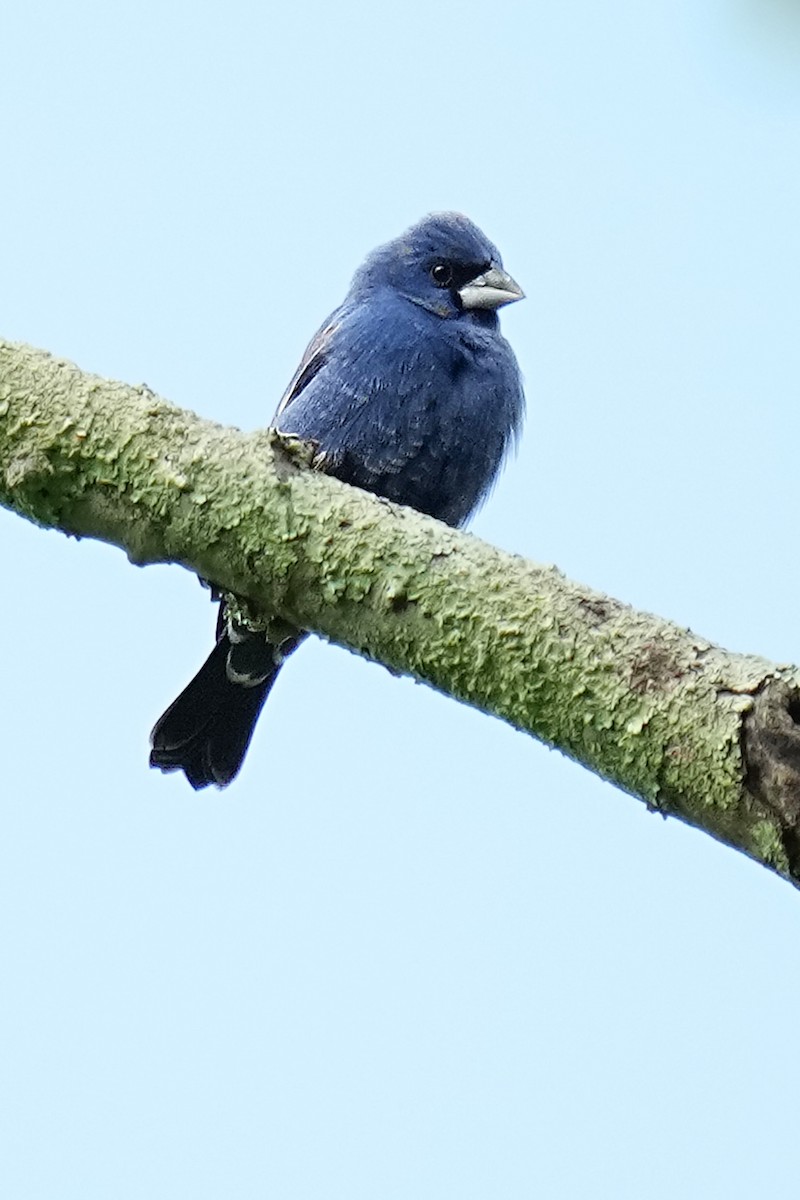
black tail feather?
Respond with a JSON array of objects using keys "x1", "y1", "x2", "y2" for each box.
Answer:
[{"x1": 149, "y1": 637, "x2": 280, "y2": 790}]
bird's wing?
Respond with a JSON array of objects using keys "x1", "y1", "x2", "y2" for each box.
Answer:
[{"x1": 273, "y1": 311, "x2": 343, "y2": 422}]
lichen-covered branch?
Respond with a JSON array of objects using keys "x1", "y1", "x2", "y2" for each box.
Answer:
[{"x1": 2, "y1": 337, "x2": 800, "y2": 886}]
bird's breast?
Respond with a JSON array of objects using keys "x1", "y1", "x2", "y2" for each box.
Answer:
[{"x1": 277, "y1": 309, "x2": 522, "y2": 528}]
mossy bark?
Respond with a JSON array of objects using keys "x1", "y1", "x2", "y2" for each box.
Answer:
[{"x1": 2, "y1": 338, "x2": 800, "y2": 885}]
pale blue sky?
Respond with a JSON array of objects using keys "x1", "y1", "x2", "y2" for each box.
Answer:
[{"x1": 2, "y1": 2, "x2": 800, "y2": 1196}]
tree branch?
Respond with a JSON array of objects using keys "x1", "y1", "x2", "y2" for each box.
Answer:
[{"x1": 3, "y1": 338, "x2": 800, "y2": 886}]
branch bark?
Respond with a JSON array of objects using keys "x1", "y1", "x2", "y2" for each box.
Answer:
[{"x1": 3, "y1": 338, "x2": 800, "y2": 886}]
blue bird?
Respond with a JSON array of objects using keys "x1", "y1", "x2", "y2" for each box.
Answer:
[{"x1": 150, "y1": 212, "x2": 525, "y2": 788}]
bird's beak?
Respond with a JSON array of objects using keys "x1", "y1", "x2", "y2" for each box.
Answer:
[{"x1": 458, "y1": 266, "x2": 525, "y2": 311}]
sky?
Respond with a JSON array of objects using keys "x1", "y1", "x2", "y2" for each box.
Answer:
[{"x1": 2, "y1": 1, "x2": 800, "y2": 1196}]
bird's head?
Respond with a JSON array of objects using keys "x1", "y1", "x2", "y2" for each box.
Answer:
[{"x1": 352, "y1": 212, "x2": 524, "y2": 322}]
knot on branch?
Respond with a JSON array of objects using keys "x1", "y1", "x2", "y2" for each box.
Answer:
[{"x1": 744, "y1": 678, "x2": 800, "y2": 873}]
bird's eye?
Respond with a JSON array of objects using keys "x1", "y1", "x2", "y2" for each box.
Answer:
[{"x1": 430, "y1": 262, "x2": 453, "y2": 287}]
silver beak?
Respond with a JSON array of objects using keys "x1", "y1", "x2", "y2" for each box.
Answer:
[{"x1": 458, "y1": 266, "x2": 525, "y2": 311}]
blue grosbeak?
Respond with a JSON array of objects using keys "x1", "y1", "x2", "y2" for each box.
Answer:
[{"x1": 150, "y1": 212, "x2": 525, "y2": 788}]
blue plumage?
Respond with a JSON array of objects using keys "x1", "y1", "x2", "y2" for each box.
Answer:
[
  {"x1": 150, "y1": 213, "x2": 525, "y2": 788},
  {"x1": 277, "y1": 212, "x2": 524, "y2": 525}
]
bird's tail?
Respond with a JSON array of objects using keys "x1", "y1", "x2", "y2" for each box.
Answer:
[{"x1": 149, "y1": 631, "x2": 292, "y2": 790}]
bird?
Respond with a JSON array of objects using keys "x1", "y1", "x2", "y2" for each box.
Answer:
[{"x1": 149, "y1": 212, "x2": 525, "y2": 789}]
